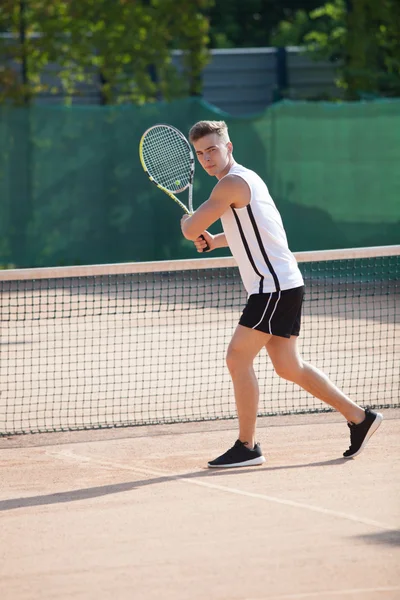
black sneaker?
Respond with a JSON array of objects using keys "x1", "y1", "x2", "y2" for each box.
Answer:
[
  {"x1": 208, "y1": 440, "x2": 266, "y2": 468},
  {"x1": 343, "y1": 408, "x2": 383, "y2": 458}
]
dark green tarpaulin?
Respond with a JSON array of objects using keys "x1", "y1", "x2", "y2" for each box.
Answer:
[{"x1": 0, "y1": 98, "x2": 399, "y2": 268}]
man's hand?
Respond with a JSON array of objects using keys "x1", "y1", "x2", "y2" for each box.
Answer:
[
  {"x1": 181, "y1": 214, "x2": 212, "y2": 252},
  {"x1": 194, "y1": 231, "x2": 214, "y2": 253}
]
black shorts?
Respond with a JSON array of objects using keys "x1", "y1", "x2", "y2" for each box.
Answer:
[{"x1": 239, "y1": 285, "x2": 305, "y2": 339}]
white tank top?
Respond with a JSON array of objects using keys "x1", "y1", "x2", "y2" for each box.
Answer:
[{"x1": 220, "y1": 163, "x2": 304, "y2": 295}]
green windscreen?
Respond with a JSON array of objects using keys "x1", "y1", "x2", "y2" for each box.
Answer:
[{"x1": 0, "y1": 98, "x2": 399, "y2": 268}]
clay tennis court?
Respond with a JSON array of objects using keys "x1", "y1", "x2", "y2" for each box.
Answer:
[
  {"x1": 1, "y1": 410, "x2": 400, "y2": 600},
  {"x1": 1, "y1": 249, "x2": 399, "y2": 598}
]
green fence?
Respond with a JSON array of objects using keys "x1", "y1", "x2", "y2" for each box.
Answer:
[{"x1": 0, "y1": 98, "x2": 399, "y2": 268}]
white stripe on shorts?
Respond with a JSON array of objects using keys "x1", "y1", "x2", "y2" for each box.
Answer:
[
  {"x1": 252, "y1": 293, "x2": 272, "y2": 330},
  {"x1": 251, "y1": 291, "x2": 282, "y2": 334},
  {"x1": 268, "y1": 291, "x2": 281, "y2": 334}
]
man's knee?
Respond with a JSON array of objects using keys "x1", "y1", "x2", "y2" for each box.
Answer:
[
  {"x1": 226, "y1": 344, "x2": 248, "y2": 375},
  {"x1": 273, "y1": 359, "x2": 303, "y2": 383}
]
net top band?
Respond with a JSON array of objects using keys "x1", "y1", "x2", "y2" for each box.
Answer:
[{"x1": 1, "y1": 245, "x2": 399, "y2": 281}]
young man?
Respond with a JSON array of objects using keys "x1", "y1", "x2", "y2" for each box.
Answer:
[{"x1": 180, "y1": 120, "x2": 383, "y2": 469}]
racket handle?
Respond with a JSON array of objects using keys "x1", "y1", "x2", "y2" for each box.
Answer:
[{"x1": 199, "y1": 234, "x2": 210, "y2": 252}]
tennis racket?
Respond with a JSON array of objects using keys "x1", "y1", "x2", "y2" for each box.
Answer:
[{"x1": 139, "y1": 124, "x2": 209, "y2": 250}]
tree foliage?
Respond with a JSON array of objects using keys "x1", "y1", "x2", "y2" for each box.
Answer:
[
  {"x1": 1, "y1": 0, "x2": 399, "y2": 104},
  {"x1": 207, "y1": 0, "x2": 323, "y2": 48},
  {"x1": 271, "y1": 0, "x2": 400, "y2": 99},
  {"x1": 0, "y1": 0, "x2": 212, "y2": 105},
  {"x1": 270, "y1": 10, "x2": 316, "y2": 47}
]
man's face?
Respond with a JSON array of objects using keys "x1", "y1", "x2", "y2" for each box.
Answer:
[{"x1": 192, "y1": 133, "x2": 232, "y2": 178}]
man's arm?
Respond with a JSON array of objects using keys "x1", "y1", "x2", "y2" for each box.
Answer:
[
  {"x1": 181, "y1": 175, "x2": 250, "y2": 241},
  {"x1": 211, "y1": 233, "x2": 229, "y2": 248},
  {"x1": 193, "y1": 231, "x2": 228, "y2": 253}
]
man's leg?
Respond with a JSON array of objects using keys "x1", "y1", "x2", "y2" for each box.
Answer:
[
  {"x1": 265, "y1": 334, "x2": 366, "y2": 423},
  {"x1": 226, "y1": 324, "x2": 271, "y2": 448},
  {"x1": 207, "y1": 325, "x2": 270, "y2": 468},
  {"x1": 266, "y1": 334, "x2": 383, "y2": 457}
]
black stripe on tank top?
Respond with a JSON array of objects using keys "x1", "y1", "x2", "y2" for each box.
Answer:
[
  {"x1": 231, "y1": 208, "x2": 264, "y2": 293},
  {"x1": 247, "y1": 205, "x2": 280, "y2": 292}
]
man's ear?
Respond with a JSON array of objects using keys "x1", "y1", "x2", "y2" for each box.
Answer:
[{"x1": 227, "y1": 141, "x2": 233, "y2": 154}]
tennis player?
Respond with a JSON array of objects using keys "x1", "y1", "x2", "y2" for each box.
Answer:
[{"x1": 180, "y1": 120, "x2": 383, "y2": 468}]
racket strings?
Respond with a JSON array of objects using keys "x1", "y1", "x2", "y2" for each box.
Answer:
[{"x1": 142, "y1": 127, "x2": 192, "y2": 192}]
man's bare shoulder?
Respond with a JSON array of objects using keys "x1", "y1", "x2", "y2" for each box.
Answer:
[
  {"x1": 214, "y1": 174, "x2": 249, "y2": 193},
  {"x1": 213, "y1": 174, "x2": 250, "y2": 208}
]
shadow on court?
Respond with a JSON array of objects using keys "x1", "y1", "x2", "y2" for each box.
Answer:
[
  {"x1": 0, "y1": 457, "x2": 349, "y2": 512},
  {"x1": 354, "y1": 530, "x2": 400, "y2": 547}
]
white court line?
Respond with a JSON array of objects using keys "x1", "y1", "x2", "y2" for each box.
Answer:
[
  {"x1": 254, "y1": 587, "x2": 400, "y2": 599},
  {"x1": 47, "y1": 448, "x2": 396, "y2": 531}
]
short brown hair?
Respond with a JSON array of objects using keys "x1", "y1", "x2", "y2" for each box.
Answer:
[{"x1": 188, "y1": 120, "x2": 229, "y2": 143}]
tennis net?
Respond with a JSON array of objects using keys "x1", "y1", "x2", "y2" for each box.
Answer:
[{"x1": 0, "y1": 246, "x2": 399, "y2": 436}]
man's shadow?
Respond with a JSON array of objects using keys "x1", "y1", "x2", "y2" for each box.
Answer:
[{"x1": 0, "y1": 457, "x2": 348, "y2": 512}]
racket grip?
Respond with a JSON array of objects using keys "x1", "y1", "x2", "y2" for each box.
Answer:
[{"x1": 200, "y1": 234, "x2": 209, "y2": 252}]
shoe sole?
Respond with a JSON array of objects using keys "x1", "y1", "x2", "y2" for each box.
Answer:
[
  {"x1": 208, "y1": 456, "x2": 266, "y2": 468},
  {"x1": 343, "y1": 412, "x2": 383, "y2": 459}
]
